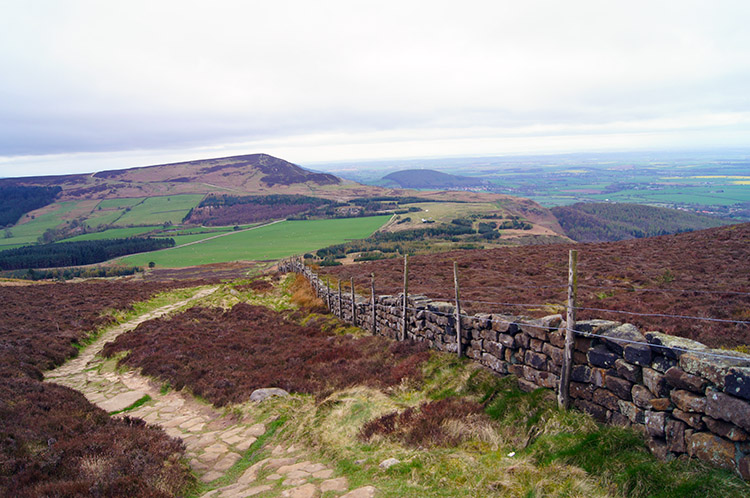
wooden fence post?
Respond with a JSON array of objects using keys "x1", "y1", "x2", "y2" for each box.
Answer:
[
  {"x1": 371, "y1": 273, "x2": 377, "y2": 334},
  {"x1": 402, "y1": 254, "x2": 409, "y2": 341},
  {"x1": 454, "y1": 261, "x2": 462, "y2": 358},
  {"x1": 351, "y1": 277, "x2": 356, "y2": 324},
  {"x1": 558, "y1": 249, "x2": 578, "y2": 409},
  {"x1": 338, "y1": 279, "x2": 342, "y2": 317},
  {"x1": 326, "y1": 277, "x2": 331, "y2": 310}
]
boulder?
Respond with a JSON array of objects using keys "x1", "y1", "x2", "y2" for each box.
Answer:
[{"x1": 250, "y1": 388, "x2": 290, "y2": 402}]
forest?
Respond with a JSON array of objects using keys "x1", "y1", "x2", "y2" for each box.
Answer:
[
  {"x1": 0, "y1": 184, "x2": 62, "y2": 227},
  {"x1": 0, "y1": 237, "x2": 174, "y2": 270},
  {"x1": 551, "y1": 202, "x2": 728, "y2": 242}
]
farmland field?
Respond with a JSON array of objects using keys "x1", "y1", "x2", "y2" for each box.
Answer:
[
  {"x1": 0, "y1": 200, "x2": 83, "y2": 248},
  {"x1": 118, "y1": 216, "x2": 391, "y2": 267},
  {"x1": 111, "y1": 194, "x2": 205, "y2": 226}
]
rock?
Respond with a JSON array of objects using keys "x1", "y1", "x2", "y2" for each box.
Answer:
[
  {"x1": 632, "y1": 384, "x2": 655, "y2": 409},
  {"x1": 687, "y1": 432, "x2": 737, "y2": 470},
  {"x1": 646, "y1": 332, "x2": 708, "y2": 360},
  {"x1": 250, "y1": 388, "x2": 290, "y2": 402},
  {"x1": 520, "y1": 319, "x2": 548, "y2": 341},
  {"x1": 645, "y1": 411, "x2": 666, "y2": 438},
  {"x1": 680, "y1": 350, "x2": 750, "y2": 389},
  {"x1": 524, "y1": 350, "x2": 548, "y2": 370},
  {"x1": 651, "y1": 355, "x2": 677, "y2": 373},
  {"x1": 573, "y1": 399, "x2": 607, "y2": 423},
  {"x1": 615, "y1": 359, "x2": 641, "y2": 383},
  {"x1": 665, "y1": 419, "x2": 687, "y2": 453},
  {"x1": 571, "y1": 365, "x2": 591, "y2": 383},
  {"x1": 575, "y1": 320, "x2": 620, "y2": 337},
  {"x1": 670, "y1": 390, "x2": 706, "y2": 413},
  {"x1": 649, "y1": 398, "x2": 671, "y2": 411},
  {"x1": 542, "y1": 343, "x2": 563, "y2": 366},
  {"x1": 664, "y1": 367, "x2": 707, "y2": 393},
  {"x1": 705, "y1": 390, "x2": 750, "y2": 431},
  {"x1": 341, "y1": 487, "x2": 378, "y2": 498},
  {"x1": 725, "y1": 366, "x2": 750, "y2": 401},
  {"x1": 600, "y1": 323, "x2": 644, "y2": 356},
  {"x1": 379, "y1": 458, "x2": 400, "y2": 470},
  {"x1": 281, "y1": 483, "x2": 318, "y2": 498},
  {"x1": 593, "y1": 388, "x2": 620, "y2": 411},
  {"x1": 672, "y1": 409, "x2": 704, "y2": 429},
  {"x1": 740, "y1": 456, "x2": 750, "y2": 481},
  {"x1": 570, "y1": 382, "x2": 596, "y2": 401},
  {"x1": 703, "y1": 417, "x2": 749, "y2": 441},
  {"x1": 320, "y1": 477, "x2": 348, "y2": 493},
  {"x1": 643, "y1": 368, "x2": 669, "y2": 397},
  {"x1": 588, "y1": 344, "x2": 619, "y2": 369},
  {"x1": 606, "y1": 376, "x2": 633, "y2": 401},
  {"x1": 646, "y1": 437, "x2": 670, "y2": 460},
  {"x1": 618, "y1": 400, "x2": 644, "y2": 424},
  {"x1": 99, "y1": 391, "x2": 148, "y2": 413}
]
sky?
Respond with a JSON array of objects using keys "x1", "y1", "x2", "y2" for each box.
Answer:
[{"x1": 1, "y1": 0, "x2": 750, "y2": 177}]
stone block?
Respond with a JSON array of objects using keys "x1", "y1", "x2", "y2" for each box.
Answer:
[
  {"x1": 508, "y1": 364, "x2": 525, "y2": 378},
  {"x1": 670, "y1": 389, "x2": 706, "y2": 413},
  {"x1": 491, "y1": 315, "x2": 518, "y2": 334},
  {"x1": 615, "y1": 359, "x2": 641, "y2": 383},
  {"x1": 618, "y1": 400, "x2": 645, "y2": 424},
  {"x1": 606, "y1": 375, "x2": 633, "y2": 401},
  {"x1": 600, "y1": 323, "x2": 644, "y2": 356},
  {"x1": 521, "y1": 319, "x2": 548, "y2": 341},
  {"x1": 687, "y1": 432, "x2": 736, "y2": 470},
  {"x1": 610, "y1": 411, "x2": 630, "y2": 427},
  {"x1": 588, "y1": 344, "x2": 619, "y2": 368},
  {"x1": 485, "y1": 340, "x2": 503, "y2": 359},
  {"x1": 573, "y1": 399, "x2": 608, "y2": 423},
  {"x1": 497, "y1": 333, "x2": 515, "y2": 348},
  {"x1": 575, "y1": 319, "x2": 620, "y2": 336},
  {"x1": 573, "y1": 350, "x2": 588, "y2": 365},
  {"x1": 643, "y1": 367, "x2": 670, "y2": 397},
  {"x1": 570, "y1": 381, "x2": 596, "y2": 400},
  {"x1": 523, "y1": 365, "x2": 558, "y2": 389},
  {"x1": 517, "y1": 378, "x2": 540, "y2": 392},
  {"x1": 514, "y1": 334, "x2": 530, "y2": 349},
  {"x1": 480, "y1": 328, "x2": 498, "y2": 342},
  {"x1": 646, "y1": 331, "x2": 708, "y2": 360},
  {"x1": 624, "y1": 343, "x2": 652, "y2": 366},
  {"x1": 632, "y1": 384, "x2": 656, "y2": 409},
  {"x1": 703, "y1": 416, "x2": 748, "y2": 441},
  {"x1": 481, "y1": 353, "x2": 505, "y2": 373},
  {"x1": 530, "y1": 338, "x2": 544, "y2": 352},
  {"x1": 645, "y1": 410, "x2": 666, "y2": 438},
  {"x1": 590, "y1": 367, "x2": 608, "y2": 387},
  {"x1": 665, "y1": 419, "x2": 687, "y2": 453},
  {"x1": 571, "y1": 364, "x2": 591, "y2": 383},
  {"x1": 646, "y1": 437, "x2": 670, "y2": 461},
  {"x1": 725, "y1": 366, "x2": 750, "y2": 401},
  {"x1": 543, "y1": 343, "x2": 563, "y2": 367},
  {"x1": 672, "y1": 408, "x2": 705, "y2": 430},
  {"x1": 574, "y1": 336, "x2": 592, "y2": 353},
  {"x1": 524, "y1": 350, "x2": 548, "y2": 371},
  {"x1": 740, "y1": 456, "x2": 750, "y2": 481},
  {"x1": 664, "y1": 367, "x2": 707, "y2": 393},
  {"x1": 650, "y1": 398, "x2": 672, "y2": 411},
  {"x1": 679, "y1": 351, "x2": 748, "y2": 389},
  {"x1": 548, "y1": 329, "x2": 565, "y2": 348},
  {"x1": 593, "y1": 388, "x2": 621, "y2": 411},
  {"x1": 705, "y1": 390, "x2": 750, "y2": 431},
  {"x1": 651, "y1": 355, "x2": 677, "y2": 373}
]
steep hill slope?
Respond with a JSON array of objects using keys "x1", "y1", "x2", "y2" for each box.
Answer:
[
  {"x1": 552, "y1": 202, "x2": 730, "y2": 242},
  {"x1": 382, "y1": 169, "x2": 487, "y2": 189},
  {"x1": 318, "y1": 223, "x2": 750, "y2": 348}
]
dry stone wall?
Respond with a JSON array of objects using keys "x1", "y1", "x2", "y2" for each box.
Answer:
[{"x1": 281, "y1": 260, "x2": 750, "y2": 479}]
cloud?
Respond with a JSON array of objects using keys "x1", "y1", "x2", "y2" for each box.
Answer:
[{"x1": 1, "y1": 0, "x2": 749, "y2": 174}]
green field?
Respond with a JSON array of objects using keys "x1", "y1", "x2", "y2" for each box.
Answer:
[
  {"x1": 118, "y1": 216, "x2": 391, "y2": 267},
  {"x1": 0, "y1": 201, "x2": 83, "y2": 249},
  {"x1": 63, "y1": 226, "x2": 161, "y2": 242},
  {"x1": 112, "y1": 195, "x2": 204, "y2": 226}
]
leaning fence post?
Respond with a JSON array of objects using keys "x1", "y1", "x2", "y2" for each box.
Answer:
[
  {"x1": 326, "y1": 277, "x2": 331, "y2": 310},
  {"x1": 350, "y1": 277, "x2": 356, "y2": 324},
  {"x1": 558, "y1": 249, "x2": 578, "y2": 409},
  {"x1": 402, "y1": 254, "x2": 409, "y2": 341},
  {"x1": 338, "y1": 279, "x2": 342, "y2": 317},
  {"x1": 454, "y1": 261, "x2": 462, "y2": 358},
  {"x1": 370, "y1": 273, "x2": 376, "y2": 334}
]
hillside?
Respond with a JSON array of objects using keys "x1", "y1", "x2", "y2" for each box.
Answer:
[
  {"x1": 382, "y1": 169, "x2": 488, "y2": 189},
  {"x1": 552, "y1": 202, "x2": 730, "y2": 242},
  {"x1": 318, "y1": 222, "x2": 750, "y2": 348}
]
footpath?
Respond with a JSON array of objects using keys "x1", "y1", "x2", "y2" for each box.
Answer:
[{"x1": 45, "y1": 287, "x2": 375, "y2": 498}]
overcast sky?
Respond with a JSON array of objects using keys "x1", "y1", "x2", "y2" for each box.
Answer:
[{"x1": 1, "y1": 0, "x2": 750, "y2": 177}]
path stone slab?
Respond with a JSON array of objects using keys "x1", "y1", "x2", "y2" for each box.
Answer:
[
  {"x1": 281, "y1": 483, "x2": 318, "y2": 498},
  {"x1": 341, "y1": 486, "x2": 377, "y2": 498},
  {"x1": 99, "y1": 390, "x2": 146, "y2": 412},
  {"x1": 214, "y1": 452, "x2": 241, "y2": 472},
  {"x1": 321, "y1": 477, "x2": 348, "y2": 493}
]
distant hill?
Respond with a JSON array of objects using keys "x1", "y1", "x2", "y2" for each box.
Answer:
[
  {"x1": 551, "y1": 202, "x2": 730, "y2": 242},
  {"x1": 0, "y1": 154, "x2": 350, "y2": 201},
  {"x1": 382, "y1": 169, "x2": 487, "y2": 189}
]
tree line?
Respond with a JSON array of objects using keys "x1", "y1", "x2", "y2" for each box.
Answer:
[{"x1": 0, "y1": 237, "x2": 174, "y2": 270}]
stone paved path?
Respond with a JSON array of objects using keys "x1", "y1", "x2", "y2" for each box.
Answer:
[{"x1": 45, "y1": 286, "x2": 377, "y2": 498}]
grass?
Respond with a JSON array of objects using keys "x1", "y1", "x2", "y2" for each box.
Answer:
[
  {"x1": 240, "y1": 347, "x2": 750, "y2": 497},
  {"x1": 113, "y1": 194, "x2": 205, "y2": 226},
  {"x1": 117, "y1": 216, "x2": 391, "y2": 267},
  {"x1": 61, "y1": 225, "x2": 161, "y2": 242},
  {"x1": 0, "y1": 200, "x2": 83, "y2": 248},
  {"x1": 108, "y1": 394, "x2": 152, "y2": 415}
]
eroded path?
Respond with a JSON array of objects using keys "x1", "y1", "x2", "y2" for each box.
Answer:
[{"x1": 45, "y1": 286, "x2": 375, "y2": 498}]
